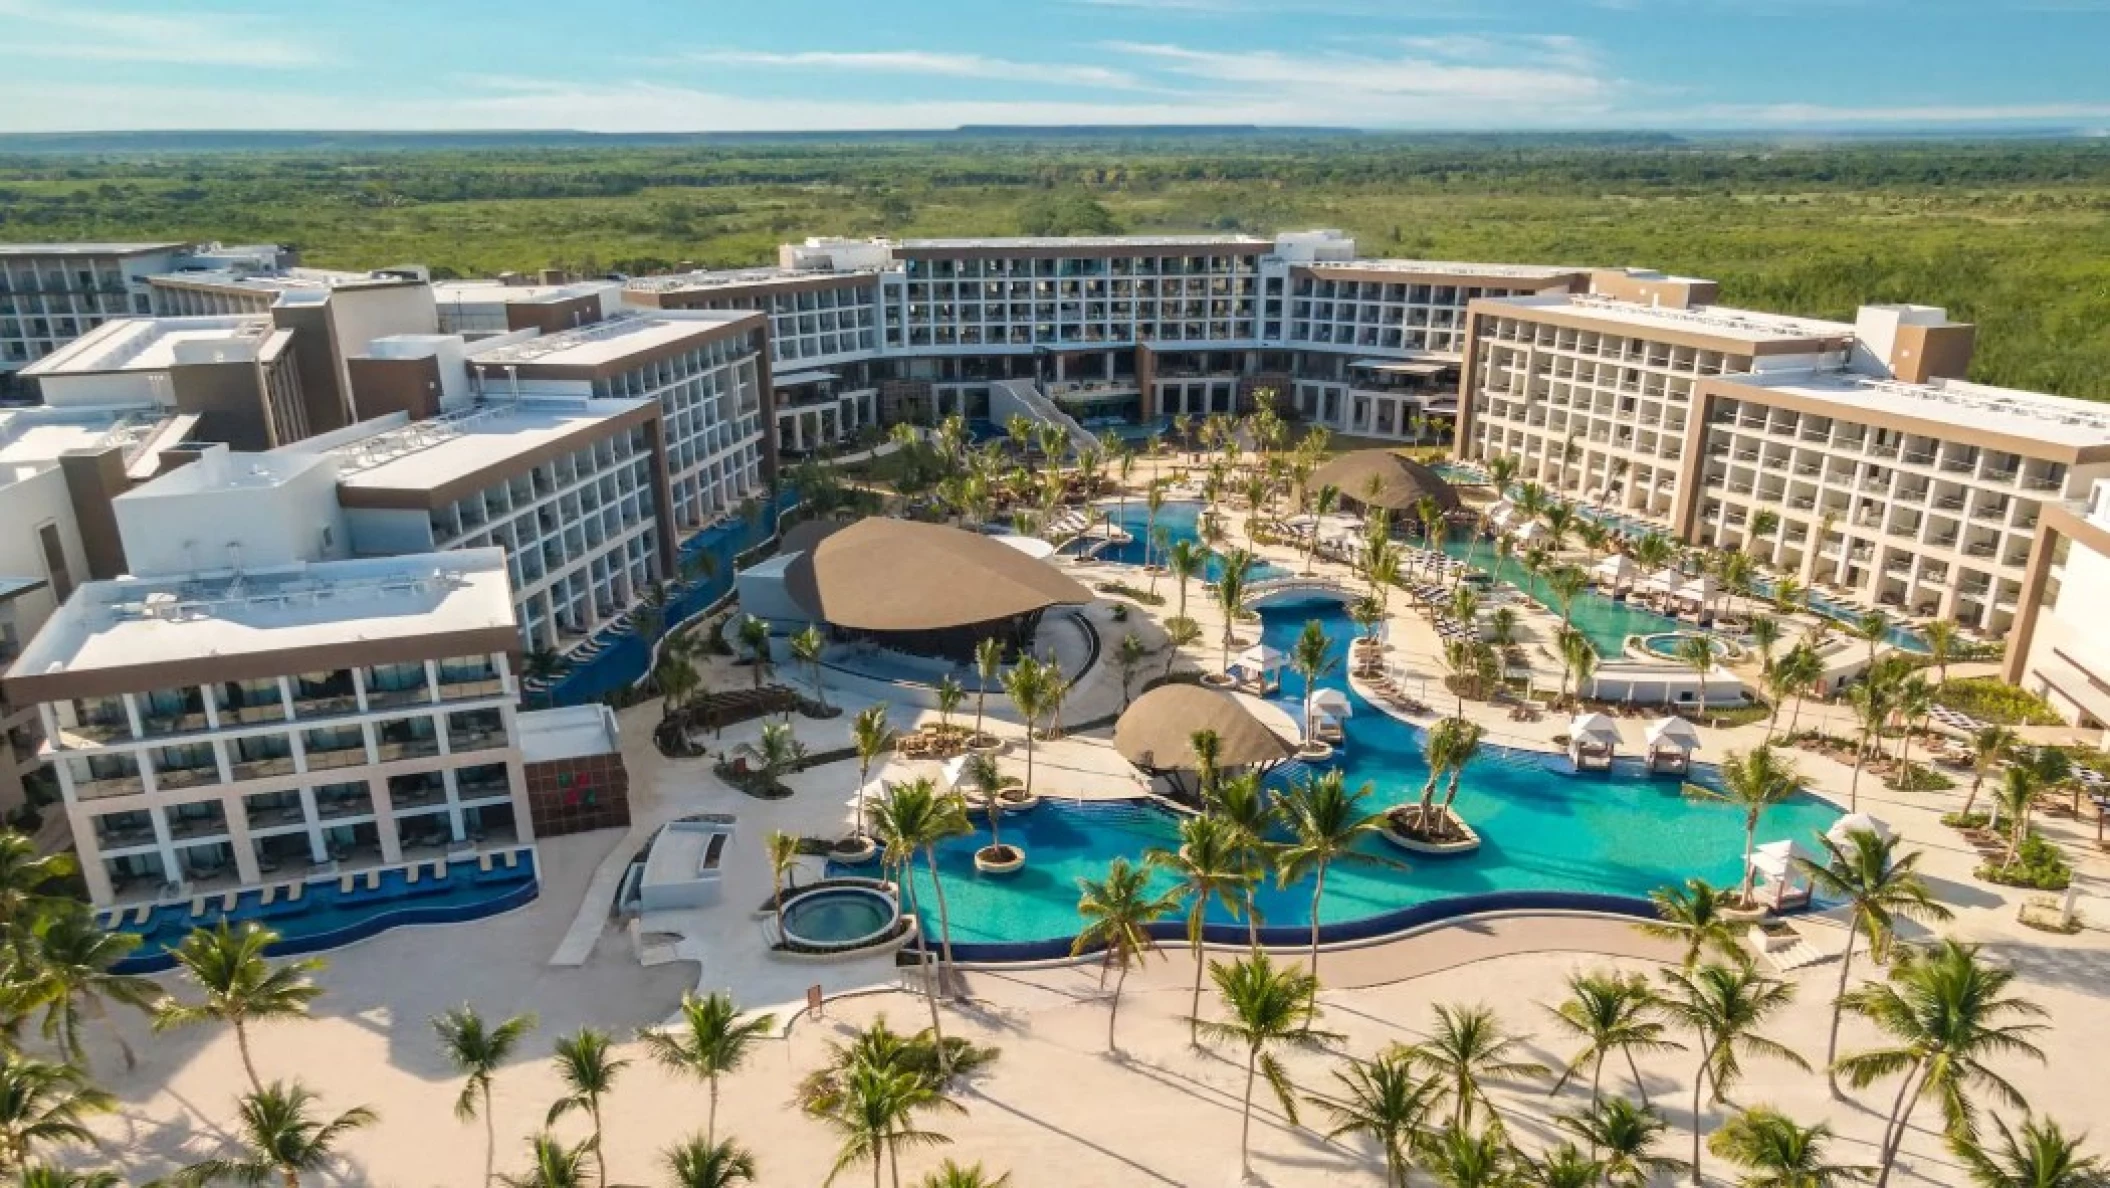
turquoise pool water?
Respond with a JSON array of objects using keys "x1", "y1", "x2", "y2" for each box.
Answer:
[
  {"x1": 1097, "y1": 500, "x2": 1292, "y2": 583},
  {"x1": 1439, "y1": 537, "x2": 1684, "y2": 657},
  {"x1": 1640, "y1": 632, "x2": 1735, "y2": 661},
  {"x1": 782, "y1": 887, "x2": 894, "y2": 944},
  {"x1": 875, "y1": 599, "x2": 1838, "y2": 949}
]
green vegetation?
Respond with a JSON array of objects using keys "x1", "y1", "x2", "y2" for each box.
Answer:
[
  {"x1": 1935, "y1": 678, "x2": 2064, "y2": 727},
  {"x1": 1978, "y1": 834, "x2": 2074, "y2": 892},
  {"x1": 6, "y1": 137, "x2": 2110, "y2": 396}
]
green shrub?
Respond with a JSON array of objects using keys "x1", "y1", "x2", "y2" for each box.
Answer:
[
  {"x1": 1977, "y1": 834, "x2": 2072, "y2": 891},
  {"x1": 1886, "y1": 761, "x2": 1956, "y2": 792},
  {"x1": 1095, "y1": 581, "x2": 1165, "y2": 607},
  {"x1": 1941, "y1": 810, "x2": 1991, "y2": 830},
  {"x1": 1934, "y1": 678, "x2": 2062, "y2": 726}
]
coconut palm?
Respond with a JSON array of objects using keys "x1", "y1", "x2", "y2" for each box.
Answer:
[
  {"x1": 163, "y1": 1081, "x2": 375, "y2": 1188},
  {"x1": 498, "y1": 1134, "x2": 596, "y2": 1188},
  {"x1": 1143, "y1": 482, "x2": 1168, "y2": 582},
  {"x1": 913, "y1": 1162, "x2": 1010, "y2": 1188},
  {"x1": 822, "y1": 1059, "x2": 958, "y2": 1188},
  {"x1": 1310, "y1": 1046, "x2": 1440, "y2": 1188},
  {"x1": 1547, "y1": 564, "x2": 1589, "y2": 632},
  {"x1": 11, "y1": 903, "x2": 157, "y2": 1071},
  {"x1": 1890, "y1": 673, "x2": 1935, "y2": 778},
  {"x1": 1793, "y1": 830, "x2": 1953, "y2": 1092},
  {"x1": 1851, "y1": 609, "x2": 1893, "y2": 671},
  {"x1": 547, "y1": 1029, "x2": 627, "y2": 1187},
  {"x1": 732, "y1": 721, "x2": 807, "y2": 793},
  {"x1": 1694, "y1": 743, "x2": 1804, "y2": 905},
  {"x1": 1556, "y1": 1096, "x2": 1687, "y2": 1186},
  {"x1": 0, "y1": 1052, "x2": 112, "y2": 1173},
  {"x1": 933, "y1": 675, "x2": 965, "y2": 736},
  {"x1": 1992, "y1": 766, "x2": 2039, "y2": 873},
  {"x1": 1749, "y1": 615, "x2": 1784, "y2": 677},
  {"x1": 152, "y1": 922, "x2": 324, "y2": 1095},
  {"x1": 1165, "y1": 538, "x2": 1208, "y2": 622},
  {"x1": 1765, "y1": 644, "x2": 1822, "y2": 743},
  {"x1": 790, "y1": 625, "x2": 830, "y2": 711},
  {"x1": 1846, "y1": 677, "x2": 1894, "y2": 813},
  {"x1": 1145, "y1": 815, "x2": 1255, "y2": 1045},
  {"x1": 1210, "y1": 771, "x2": 1276, "y2": 951},
  {"x1": 639, "y1": 991, "x2": 779, "y2": 1145},
  {"x1": 1922, "y1": 620, "x2": 1962, "y2": 686},
  {"x1": 1188, "y1": 727, "x2": 1223, "y2": 803},
  {"x1": 662, "y1": 1135, "x2": 757, "y2": 1188},
  {"x1": 1416, "y1": 1125, "x2": 1515, "y2": 1188},
  {"x1": 1960, "y1": 724, "x2": 2018, "y2": 821},
  {"x1": 970, "y1": 638, "x2": 1002, "y2": 743},
  {"x1": 872, "y1": 779, "x2": 972, "y2": 1053},
  {"x1": 1836, "y1": 939, "x2": 2048, "y2": 1185},
  {"x1": 763, "y1": 830, "x2": 803, "y2": 939},
  {"x1": 1639, "y1": 878, "x2": 1746, "y2": 970},
  {"x1": 1543, "y1": 971, "x2": 1680, "y2": 1108},
  {"x1": 433, "y1": 1005, "x2": 538, "y2": 1186},
  {"x1": 1001, "y1": 656, "x2": 1056, "y2": 806},
  {"x1": 1411, "y1": 714, "x2": 1474, "y2": 836},
  {"x1": 1527, "y1": 1143, "x2": 1609, "y2": 1188},
  {"x1": 1290, "y1": 618, "x2": 1338, "y2": 742},
  {"x1": 1196, "y1": 953, "x2": 1341, "y2": 1177},
  {"x1": 1433, "y1": 717, "x2": 1485, "y2": 833},
  {"x1": 849, "y1": 704, "x2": 894, "y2": 843},
  {"x1": 1070, "y1": 857, "x2": 1184, "y2": 1053},
  {"x1": 1676, "y1": 634, "x2": 1717, "y2": 718},
  {"x1": 960, "y1": 752, "x2": 1011, "y2": 864},
  {"x1": 1406, "y1": 1003, "x2": 1548, "y2": 1131},
  {"x1": 1950, "y1": 1115, "x2": 2109, "y2": 1188},
  {"x1": 1114, "y1": 631, "x2": 1148, "y2": 708},
  {"x1": 1660, "y1": 961, "x2": 1808, "y2": 1186},
  {"x1": 1303, "y1": 485, "x2": 1340, "y2": 575},
  {"x1": 1557, "y1": 626, "x2": 1597, "y2": 707},
  {"x1": 1710, "y1": 1106, "x2": 1874, "y2": 1188},
  {"x1": 654, "y1": 653, "x2": 700, "y2": 727},
  {"x1": 0, "y1": 835, "x2": 75, "y2": 932},
  {"x1": 736, "y1": 616, "x2": 772, "y2": 689},
  {"x1": 1276, "y1": 769, "x2": 1390, "y2": 977},
  {"x1": 1213, "y1": 549, "x2": 1256, "y2": 673}
]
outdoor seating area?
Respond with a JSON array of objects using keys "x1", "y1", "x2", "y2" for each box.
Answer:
[
  {"x1": 1644, "y1": 715, "x2": 1702, "y2": 775},
  {"x1": 1567, "y1": 712, "x2": 1623, "y2": 771}
]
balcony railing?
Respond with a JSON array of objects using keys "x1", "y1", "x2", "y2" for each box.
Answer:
[
  {"x1": 229, "y1": 755, "x2": 297, "y2": 782},
  {"x1": 76, "y1": 773, "x2": 146, "y2": 800}
]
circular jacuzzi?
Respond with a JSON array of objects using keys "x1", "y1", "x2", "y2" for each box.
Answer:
[
  {"x1": 779, "y1": 885, "x2": 900, "y2": 949},
  {"x1": 1633, "y1": 632, "x2": 1743, "y2": 663}
]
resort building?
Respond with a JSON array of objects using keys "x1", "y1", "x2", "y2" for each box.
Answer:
[
  {"x1": 1, "y1": 242, "x2": 196, "y2": 397},
  {"x1": 2005, "y1": 477, "x2": 2110, "y2": 734},
  {"x1": 22, "y1": 316, "x2": 315, "y2": 451},
  {"x1": 431, "y1": 278, "x2": 622, "y2": 338},
  {"x1": 0, "y1": 548, "x2": 532, "y2": 906}
]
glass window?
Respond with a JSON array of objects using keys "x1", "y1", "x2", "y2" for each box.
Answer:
[{"x1": 220, "y1": 679, "x2": 287, "y2": 724}]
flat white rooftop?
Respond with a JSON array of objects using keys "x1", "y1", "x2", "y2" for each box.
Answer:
[
  {"x1": 1718, "y1": 370, "x2": 2110, "y2": 448},
  {"x1": 472, "y1": 312, "x2": 748, "y2": 369},
  {"x1": 433, "y1": 279, "x2": 618, "y2": 306},
  {"x1": 23, "y1": 316, "x2": 274, "y2": 376},
  {"x1": 9, "y1": 549, "x2": 515, "y2": 679},
  {"x1": 901, "y1": 235, "x2": 1271, "y2": 250},
  {"x1": 0, "y1": 242, "x2": 184, "y2": 257},
  {"x1": 1309, "y1": 259, "x2": 1589, "y2": 281},
  {"x1": 115, "y1": 443, "x2": 331, "y2": 499},
  {"x1": 0, "y1": 406, "x2": 177, "y2": 480},
  {"x1": 625, "y1": 266, "x2": 886, "y2": 293},
  {"x1": 331, "y1": 399, "x2": 649, "y2": 490},
  {"x1": 517, "y1": 704, "x2": 620, "y2": 764},
  {"x1": 1491, "y1": 293, "x2": 1854, "y2": 344},
  {"x1": 150, "y1": 266, "x2": 390, "y2": 294}
]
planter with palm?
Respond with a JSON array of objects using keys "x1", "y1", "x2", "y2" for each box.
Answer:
[{"x1": 963, "y1": 751, "x2": 1021, "y2": 872}]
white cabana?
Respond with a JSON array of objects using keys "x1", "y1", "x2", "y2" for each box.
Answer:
[
  {"x1": 1309, "y1": 686, "x2": 1353, "y2": 746},
  {"x1": 1673, "y1": 573, "x2": 1722, "y2": 610},
  {"x1": 1231, "y1": 644, "x2": 1288, "y2": 694},
  {"x1": 938, "y1": 755, "x2": 972, "y2": 793},
  {"x1": 1827, "y1": 812, "x2": 1893, "y2": 847},
  {"x1": 1643, "y1": 567, "x2": 1685, "y2": 596},
  {"x1": 1487, "y1": 499, "x2": 1517, "y2": 527},
  {"x1": 1644, "y1": 716, "x2": 1702, "y2": 774},
  {"x1": 1568, "y1": 712, "x2": 1623, "y2": 771},
  {"x1": 1510, "y1": 520, "x2": 1547, "y2": 544},
  {"x1": 1591, "y1": 554, "x2": 1638, "y2": 592},
  {"x1": 1747, "y1": 839, "x2": 1817, "y2": 911}
]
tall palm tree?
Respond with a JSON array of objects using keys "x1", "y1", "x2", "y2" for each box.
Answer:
[
  {"x1": 933, "y1": 675, "x2": 965, "y2": 736},
  {"x1": 1001, "y1": 657, "x2": 1056, "y2": 807},
  {"x1": 153, "y1": 922, "x2": 324, "y2": 1095},
  {"x1": 1660, "y1": 961, "x2": 1808, "y2": 1186},
  {"x1": 1922, "y1": 620, "x2": 1962, "y2": 686},
  {"x1": 1547, "y1": 564, "x2": 1589, "y2": 633},
  {"x1": 871, "y1": 779, "x2": 972, "y2": 1054},
  {"x1": 1433, "y1": 717, "x2": 1485, "y2": 832},
  {"x1": 1843, "y1": 676, "x2": 1894, "y2": 813},
  {"x1": 1406, "y1": 1003, "x2": 1548, "y2": 1131},
  {"x1": 1070, "y1": 857, "x2": 1183, "y2": 1052},
  {"x1": 1290, "y1": 618, "x2": 1338, "y2": 742},
  {"x1": 823, "y1": 1059, "x2": 958, "y2": 1188},
  {"x1": 1276, "y1": 770, "x2": 1390, "y2": 977},
  {"x1": 1852, "y1": 610, "x2": 1893, "y2": 672},
  {"x1": 1213, "y1": 549, "x2": 1256, "y2": 674},
  {"x1": 1793, "y1": 830, "x2": 1953, "y2": 1092},
  {"x1": 764, "y1": 830, "x2": 802, "y2": 938},
  {"x1": 1676, "y1": 635, "x2": 1717, "y2": 718},
  {"x1": 662, "y1": 1135, "x2": 757, "y2": 1188},
  {"x1": 1836, "y1": 939, "x2": 2049, "y2": 1186},
  {"x1": 1556, "y1": 1096, "x2": 1687, "y2": 1186},
  {"x1": 433, "y1": 1004, "x2": 538, "y2": 1187},
  {"x1": 1188, "y1": 728, "x2": 1223, "y2": 804},
  {"x1": 12, "y1": 903, "x2": 157, "y2": 1071},
  {"x1": 1557, "y1": 627, "x2": 1597, "y2": 708},
  {"x1": 1142, "y1": 481, "x2": 1168, "y2": 584},
  {"x1": 639, "y1": 991, "x2": 778, "y2": 1145},
  {"x1": 736, "y1": 615, "x2": 772, "y2": 690},
  {"x1": 1890, "y1": 673, "x2": 1935, "y2": 778},
  {"x1": 1310, "y1": 1045, "x2": 1439, "y2": 1188},
  {"x1": 912, "y1": 1161, "x2": 1010, "y2": 1188},
  {"x1": 1164, "y1": 539, "x2": 1208, "y2": 624},
  {"x1": 1543, "y1": 971, "x2": 1681, "y2": 1108},
  {"x1": 0, "y1": 835, "x2": 75, "y2": 932},
  {"x1": 1639, "y1": 878, "x2": 1748, "y2": 970},
  {"x1": 970, "y1": 637, "x2": 1003, "y2": 743},
  {"x1": 1416, "y1": 1125, "x2": 1514, "y2": 1188},
  {"x1": 498, "y1": 1134, "x2": 596, "y2": 1188},
  {"x1": 1766, "y1": 644, "x2": 1823, "y2": 743},
  {"x1": 1992, "y1": 766, "x2": 2040, "y2": 873},
  {"x1": 790, "y1": 625, "x2": 830, "y2": 711},
  {"x1": 1527, "y1": 1144, "x2": 1609, "y2": 1188},
  {"x1": 1710, "y1": 1106, "x2": 1874, "y2": 1188},
  {"x1": 1950, "y1": 1115, "x2": 2110, "y2": 1188},
  {"x1": 1959, "y1": 724, "x2": 2018, "y2": 821},
  {"x1": 547, "y1": 1028, "x2": 627, "y2": 1186},
  {"x1": 1211, "y1": 771, "x2": 1276, "y2": 952},
  {"x1": 1696, "y1": 744, "x2": 1804, "y2": 906},
  {"x1": 851, "y1": 704, "x2": 894, "y2": 843},
  {"x1": 1302, "y1": 486, "x2": 1340, "y2": 576},
  {"x1": 1145, "y1": 815, "x2": 1254, "y2": 1045},
  {"x1": 1749, "y1": 615, "x2": 1784, "y2": 679},
  {"x1": 164, "y1": 1082, "x2": 375, "y2": 1188},
  {"x1": 654, "y1": 653, "x2": 700, "y2": 727},
  {"x1": 0, "y1": 1052, "x2": 112, "y2": 1173},
  {"x1": 1196, "y1": 953, "x2": 1341, "y2": 1177}
]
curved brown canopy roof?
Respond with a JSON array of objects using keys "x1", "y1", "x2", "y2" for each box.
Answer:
[
  {"x1": 1114, "y1": 684, "x2": 1293, "y2": 773},
  {"x1": 1310, "y1": 450, "x2": 1460, "y2": 513},
  {"x1": 785, "y1": 517, "x2": 1091, "y2": 632}
]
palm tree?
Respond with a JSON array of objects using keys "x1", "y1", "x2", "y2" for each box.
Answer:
[
  {"x1": 851, "y1": 705, "x2": 894, "y2": 843},
  {"x1": 790, "y1": 624, "x2": 830, "y2": 711},
  {"x1": 14, "y1": 1166, "x2": 124, "y2": 1188},
  {"x1": 1710, "y1": 1106, "x2": 1874, "y2": 1187},
  {"x1": 499, "y1": 1134, "x2": 596, "y2": 1188},
  {"x1": 1196, "y1": 953, "x2": 1341, "y2": 1177},
  {"x1": 737, "y1": 615, "x2": 772, "y2": 690},
  {"x1": 764, "y1": 830, "x2": 802, "y2": 938},
  {"x1": 1746, "y1": 508, "x2": 1781, "y2": 560},
  {"x1": 1890, "y1": 673, "x2": 1935, "y2": 777},
  {"x1": 1765, "y1": 644, "x2": 1822, "y2": 743},
  {"x1": 640, "y1": 991, "x2": 778, "y2": 1144},
  {"x1": 1676, "y1": 634, "x2": 1717, "y2": 719},
  {"x1": 1547, "y1": 564, "x2": 1589, "y2": 633},
  {"x1": 1852, "y1": 609, "x2": 1893, "y2": 671},
  {"x1": 662, "y1": 1136, "x2": 757, "y2": 1188},
  {"x1": 1951, "y1": 1115, "x2": 2109, "y2": 1188},
  {"x1": 0, "y1": 1052, "x2": 112, "y2": 1172},
  {"x1": 12, "y1": 903, "x2": 157, "y2": 1071},
  {"x1": 822, "y1": 1059, "x2": 958, "y2": 1188},
  {"x1": 1660, "y1": 961, "x2": 1809, "y2": 1186},
  {"x1": 1749, "y1": 615, "x2": 1784, "y2": 678},
  {"x1": 1211, "y1": 771, "x2": 1276, "y2": 951},
  {"x1": 0, "y1": 835, "x2": 75, "y2": 931},
  {"x1": 153, "y1": 922, "x2": 325, "y2": 1095},
  {"x1": 547, "y1": 1029, "x2": 627, "y2": 1187},
  {"x1": 732, "y1": 721, "x2": 806, "y2": 793},
  {"x1": 1115, "y1": 631, "x2": 1148, "y2": 708},
  {"x1": 1145, "y1": 815, "x2": 1255, "y2": 1045},
  {"x1": 1557, "y1": 1096, "x2": 1687, "y2": 1186},
  {"x1": 1001, "y1": 657, "x2": 1056, "y2": 808},
  {"x1": 1992, "y1": 766, "x2": 2039, "y2": 872},
  {"x1": 654, "y1": 653, "x2": 700, "y2": 727},
  {"x1": 1836, "y1": 939, "x2": 2049, "y2": 1186},
  {"x1": 960, "y1": 752, "x2": 1011, "y2": 865},
  {"x1": 1696, "y1": 743, "x2": 1804, "y2": 906},
  {"x1": 1311, "y1": 1046, "x2": 1439, "y2": 1188},
  {"x1": 1543, "y1": 971, "x2": 1680, "y2": 1107},
  {"x1": 1416, "y1": 1125, "x2": 1514, "y2": 1188},
  {"x1": 872, "y1": 779, "x2": 972, "y2": 1047},
  {"x1": 912, "y1": 1161, "x2": 1009, "y2": 1188},
  {"x1": 1162, "y1": 616, "x2": 1202, "y2": 679},
  {"x1": 1557, "y1": 627, "x2": 1597, "y2": 708},
  {"x1": 1213, "y1": 549, "x2": 1256, "y2": 673},
  {"x1": 1639, "y1": 878, "x2": 1746, "y2": 970},
  {"x1": 1290, "y1": 618, "x2": 1338, "y2": 742},
  {"x1": 933, "y1": 675, "x2": 965, "y2": 736},
  {"x1": 165, "y1": 1082, "x2": 375, "y2": 1188},
  {"x1": 1143, "y1": 482, "x2": 1168, "y2": 583},
  {"x1": 1793, "y1": 830, "x2": 1952, "y2": 1091},
  {"x1": 971, "y1": 637, "x2": 1003, "y2": 743},
  {"x1": 1434, "y1": 717, "x2": 1485, "y2": 834},
  {"x1": 1847, "y1": 677, "x2": 1894, "y2": 812},
  {"x1": 1276, "y1": 770, "x2": 1390, "y2": 977},
  {"x1": 1406, "y1": 1003, "x2": 1548, "y2": 1131},
  {"x1": 1164, "y1": 539, "x2": 1207, "y2": 622},
  {"x1": 433, "y1": 1005, "x2": 538, "y2": 1186},
  {"x1": 1070, "y1": 857, "x2": 1184, "y2": 1052},
  {"x1": 1921, "y1": 619, "x2": 1962, "y2": 685},
  {"x1": 1528, "y1": 1143, "x2": 1609, "y2": 1188},
  {"x1": 1303, "y1": 485, "x2": 1340, "y2": 575},
  {"x1": 1960, "y1": 724, "x2": 2018, "y2": 820}
]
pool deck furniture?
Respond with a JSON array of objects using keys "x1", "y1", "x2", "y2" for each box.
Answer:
[
  {"x1": 1569, "y1": 712, "x2": 1624, "y2": 772},
  {"x1": 1644, "y1": 716, "x2": 1702, "y2": 775}
]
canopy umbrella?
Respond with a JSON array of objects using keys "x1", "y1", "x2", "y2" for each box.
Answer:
[
  {"x1": 1644, "y1": 567, "x2": 1684, "y2": 596},
  {"x1": 1591, "y1": 554, "x2": 1638, "y2": 586},
  {"x1": 938, "y1": 754, "x2": 972, "y2": 792},
  {"x1": 1310, "y1": 687, "x2": 1354, "y2": 720},
  {"x1": 1674, "y1": 573, "x2": 1721, "y2": 606},
  {"x1": 1569, "y1": 712, "x2": 1623, "y2": 748},
  {"x1": 1234, "y1": 644, "x2": 1288, "y2": 674},
  {"x1": 1644, "y1": 716, "x2": 1703, "y2": 753},
  {"x1": 1510, "y1": 521, "x2": 1546, "y2": 543}
]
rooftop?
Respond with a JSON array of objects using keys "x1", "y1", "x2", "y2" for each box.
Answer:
[
  {"x1": 432, "y1": 279, "x2": 620, "y2": 306},
  {"x1": 517, "y1": 704, "x2": 621, "y2": 764},
  {"x1": 471, "y1": 311, "x2": 750, "y2": 369},
  {"x1": 1718, "y1": 370, "x2": 2110, "y2": 448},
  {"x1": 113, "y1": 442, "x2": 331, "y2": 499},
  {"x1": 900, "y1": 235, "x2": 1272, "y2": 251},
  {"x1": 148, "y1": 266, "x2": 412, "y2": 304},
  {"x1": 1307, "y1": 259, "x2": 1590, "y2": 280},
  {"x1": 5, "y1": 549, "x2": 516, "y2": 683},
  {"x1": 0, "y1": 405, "x2": 180, "y2": 481},
  {"x1": 330, "y1": 399, "x2": 651, "y2": 490},
  {"x1": 1491, "y1": 293, "x2": 1855, "y2": 344},
  {"x1": 624, "y1": 265, "x2": 887, "y2": 294},
  {"x1": 22, "y1": 316, "x2": 277, "y2": 376},
  {"x1": 0, "y1": 242, "x2": 186, "y2": 257}
]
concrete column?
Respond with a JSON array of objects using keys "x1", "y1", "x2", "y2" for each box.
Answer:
[
  {"x1": 225, "y1": 792, "x2": 261, "y2": 886},
  {"x1": 149, "y1": 807, "x2": 179, "y2": 887},
  {"x1": 504, "y1": 751, "x2": 535, "y2": 843},
  {"x1": 72, "y1": 805, "x2": 114, "y2": 905},
  {"x1": 371, "y1": 778, "x2": 403, "y2": 865},
  {"x1": 299, "y1": 784, "x2": 329, "y2": 863},
  {"x1": 442, "y1": 767, "x2": 466, "y2": 842}
]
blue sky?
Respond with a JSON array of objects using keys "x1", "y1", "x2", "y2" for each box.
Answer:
[{"x1": 3, "y1": 0, "x2": 2108, "y2": 133}]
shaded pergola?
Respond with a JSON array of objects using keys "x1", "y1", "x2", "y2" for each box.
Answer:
[
  {"x1": 1114, "y1": 683, "x2": 1293, "y2": 802},
  {"x1": 1310, "y1": 450, "x2": 1461, "y2": 517},
  {"x1": 784, "y1": 517, "x2": 1092, "y2": 661}
]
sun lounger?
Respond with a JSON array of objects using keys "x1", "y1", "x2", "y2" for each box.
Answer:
[
  {"x1": 130, "y1": 904, "x2": 153, "y2": 926},
  {"x1": 259, "y1": 886, "x2": 278, "y2": 907},
  {"x1": 221, "y1": 891, "x2": 239, "y2": 911},
  {"x1": 285, "y1": 881, "x2": 304, "y2": 902}
]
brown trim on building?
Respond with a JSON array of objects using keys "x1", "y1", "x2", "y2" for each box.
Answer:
[
  {"x1": 1889, "y1": 323, "x2": 1977, "y2": 385},
  {"x1": 642, "y1": 417, "x2": 679, "y2": 579},
  {"x1": 503, "y1": 294, "x2": 603, "y2": 335},
  {"x1": 346, "y1": 354, "x2": 444, "y2": 423},
  {"x1": 630, "y1": 274, "x2": 872, "y2": 307},
  {"x1": 1136, "y1": 343, "x2": 1158, "y2": 422},
  {"x1": 336, "y1": 400, "x2": 663, "y2": 510},
  {"x1": 1456, "y1": 314, "x2": 1486, "y2": 455},
  {"x1": 57, "y1": 448, "x2": 130, "y2": 581},
  {"x1": 1587, "y1": 270, "x2": 1721, "y2": 309},
  {"x1": 477, "y1": 311, "x2": 766, "y2": 383},
  {"x1": 753, "y1": 323, "x2": 778, "y2": 486},
  {"x1": 1670, "y1": 393, "x2": 1716, "y2": 542},
  {"x1": 1464, "y1": 297, "x2": 1835, "y2": 360},
  {"x1": 1700, "y1": 376, "x2": 2110, "y2": 466},
  {"x1": 2003, "y1": 502, "x2": 2110, "y2": 685},
  {"x1": 1295, "y1": 265, "x2": 1589, "y2": 292},
  {"x1": 895, "y1": 243, "x2": 1268, "y2": 262},
  {"x1": 4, "y1": 624, "x2": 521, "y2": 706}
]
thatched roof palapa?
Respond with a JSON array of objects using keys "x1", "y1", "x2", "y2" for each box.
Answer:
[
  {"x1": 1114, "y1": 684, "x2": 1294, "y2": 773},
  {"x1": 1309, "y1": 450, "x2": 1461, "y2": 514},
  {"x1": 785, "y1": 517, "x2": 1091, "y2": 632}
]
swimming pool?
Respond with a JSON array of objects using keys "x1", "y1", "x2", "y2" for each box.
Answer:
[
  {"x1": 868, "y1": 599, "x2": 1838, "y2": 956},
  {"x1": 1752, "y1": 579, "x2": 1930, "y2": 654},
  {"x1": 1439, "y1": 537, "x2": 1685, "y2": 657},
  {"x1": 106, "y1": 850, "x2": 539, "y2": 973},
  {"x1": 1097, "y1": 500, "x2": 1292, "y2": 583}
]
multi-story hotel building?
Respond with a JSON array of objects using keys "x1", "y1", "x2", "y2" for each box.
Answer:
[
  {"x1": 1, "y1": 548, "x2": 530, "y2": 905},
  {"x1": 2007, "y1": 477, "x2": 2110, "y2": 733},
  {"x1": 1, "y1": 243, "x2": 192, "y2": 396}
]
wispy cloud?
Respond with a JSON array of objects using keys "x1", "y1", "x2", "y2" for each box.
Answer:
[
  {"x1": 1690, "y1": 99, "x2": 2110, "y2": 124},
  {"x1": 1104, "y1": 34, "x2": 1620, "y2": 110},
  {"x1": 0, "y1": 0, "x2": 324, "y2": 68},
  {"x1": 683, "y1": 49, "x2": 1148, "y2": 90}
]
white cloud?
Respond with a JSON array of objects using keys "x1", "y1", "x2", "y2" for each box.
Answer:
[
  {"x1": 1103, "y1": 35, "x2": 1621, "y2": 110},
  {"x1": 0, "y1": 0, "x2": 323, "y2": 68},
  {"x1": 682, "y1": 49, "x2": 1148, "y2": 90},
  {"x1": 1689, "y1": 99, "x2": 2110, "y2": 124}
]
